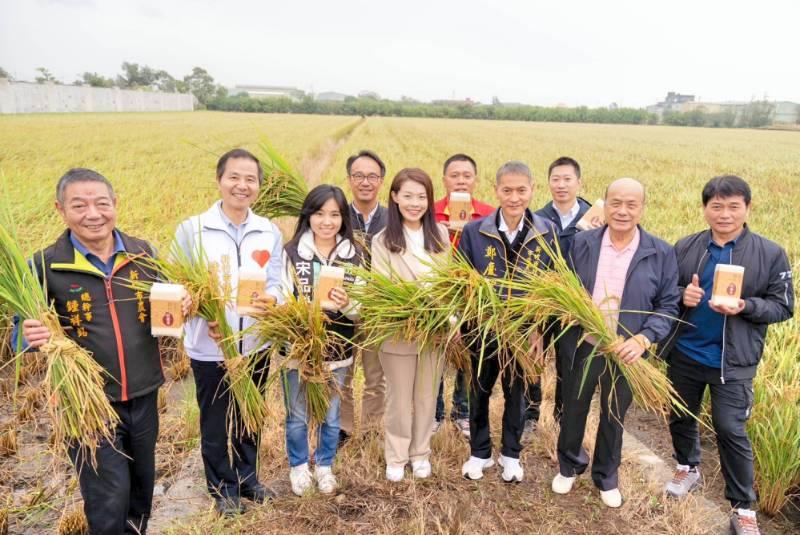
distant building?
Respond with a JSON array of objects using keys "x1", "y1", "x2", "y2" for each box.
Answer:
[
  {"x1": 358, "y1": 90, "x2": 380, "y2": 99},
  {"x1": 647, "y1": 91, "x2": 695, "y2": 117},
  {"x1": 773, "y1": 101, "x2": 800, "y2": 124},
  {"x1": 432, "y1": 97, "x2": 477, "y2": 106},
  {"x1": 315, "y1": 91, "x2": 352, "y2": 102},
  {"x1": 232, "y1": 85, "x2": 304, "y2": 101}
]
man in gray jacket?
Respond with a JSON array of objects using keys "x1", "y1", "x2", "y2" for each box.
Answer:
[{"x1": 663, "y1": 175, "x2": 794, "y2": 535}]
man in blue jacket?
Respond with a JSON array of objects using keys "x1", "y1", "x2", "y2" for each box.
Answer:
[
  {"x1": 663, "y1": 175, "x2": 794, "y2": 535},
  {"x1": 551, "y1": 178, "x2": 680, "y2": 508},
  {"x1": 457, "y1": 160, "x2": 558, "y2": 484},
  {"x1": 525, "y1": 156, "x2": 594, "y2": 440}
]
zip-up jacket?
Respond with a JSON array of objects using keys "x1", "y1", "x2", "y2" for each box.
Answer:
[
  {"x1": 534, "y1": 196, "x2": 592, "y2": 257},
  {"x1": 561, "y1": 225, "x2": 681, "y2": 366},
  {"x1": 457, "y1": 208, "x2": 558, "y2": 289},
  {"x1": 175, "y1": 201, "x2": 284, "y2": 362},
  {"x1": 282, "y1": 231, "x2": 362, "y2": 369},
  {"x1": 663, "y1": 226, "x2": 794, "y2": 381},
  {"x1": 32, "y1": 230, "x2": 163, "y2": 402}
]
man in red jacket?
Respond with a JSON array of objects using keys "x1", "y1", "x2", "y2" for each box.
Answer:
[{"x1": 432, "y1": 153, "x2": 494, "y2": 437}]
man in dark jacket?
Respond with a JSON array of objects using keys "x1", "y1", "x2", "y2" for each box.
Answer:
[
  {"x1": 21, "y1": 168, "x2": 188, "y2": 535},
  {"x1": 662, "y1": 175, "x2": 794, "y2": 535},
  {"x1": 551, "y1": 178, "x2": 680, "y2": 509},
  {"x1": 525, "y1": 156, "x2": 595, "y2": 440},
  {"x1": 458, "y1": 160, "x2": 557, "y2": 484},
  {"x1": 340, "y1": 149, "x2": 388, "y2": 442}
]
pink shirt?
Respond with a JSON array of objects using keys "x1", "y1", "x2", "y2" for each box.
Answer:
[{"x1": 590, "y1": 227, "x2": 640, "y2": 338}]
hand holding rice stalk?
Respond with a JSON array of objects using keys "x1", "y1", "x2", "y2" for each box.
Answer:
[
  {"x1": 251, "y1": 137, "x2": 308, "y2": 219},
  {"x1": 250, "y1": 290, "x2": 342, "y2": 425},
  {"x1": 423, "y1": 253, "x2": 544, "y2": 382},
  {"x1": 130, "y1": 240, "x2": 268, "y2": 435},
  {"x1": 501, "y1": 236, "x2": 693, "y2": 420},
  {"x1": 347, "y1": 263, "x2": 471, "y2": 373},
  {"x1": 0, "y1": 217, "x2": 118, "y2": 466}
]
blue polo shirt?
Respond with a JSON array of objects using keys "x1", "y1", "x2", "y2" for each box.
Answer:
[
  {"x1": 70, "y1": 230, "x2": 126, "y2": 277},
  {"x1": 675, "y1": 237, "x2": 737, "y2": 368}
]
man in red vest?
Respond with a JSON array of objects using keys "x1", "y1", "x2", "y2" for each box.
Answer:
[{"x1": 432, "y1": 153, "x2": 494, "y2": 437}]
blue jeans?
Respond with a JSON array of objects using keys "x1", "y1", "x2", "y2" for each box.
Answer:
[
  {"x1": 435, "y1": 368, "x2": 469, "y2": 421},
  {"x1": 282, "y1": 366, "x2": 347, "y2": 468}
]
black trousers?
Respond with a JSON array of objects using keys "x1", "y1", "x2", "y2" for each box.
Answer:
[
  {"x1": 668, "y1": 350, "x2": 755, "y2": 508},
  {"x1": 69, "y1": 389, "x2": 159, "y2": 535},
  {"x1": 524, "y1": 347, "x2": 565, "y2": 423},
  {"x1": 191, "y1": 357, "x2": 268, "y2": 500},
  {"x1": 557, "y1": 342, "x2": 633, "y2": 491},
  {"x1": 468, "y1": 339, "x2": 526, "y2": 459}
]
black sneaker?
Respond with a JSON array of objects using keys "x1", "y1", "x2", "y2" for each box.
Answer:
[
  {"x1": 241, "y1": 483, "x2": 277, "y2": 504},
  {"x1": 214, "y1": 496, "x2": 245, "y2": 517},
  {"x1": 338, "y1": 429, "x2": 351, "y2": 447}
]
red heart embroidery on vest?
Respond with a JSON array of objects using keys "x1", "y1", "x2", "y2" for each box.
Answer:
[{"x1": 251, "y1": 250, "x2": 271, "y2": 268}]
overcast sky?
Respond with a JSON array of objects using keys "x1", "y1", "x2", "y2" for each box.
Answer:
[{"x1": 1, "y1": 0, "x2": 798, "y2": 107}]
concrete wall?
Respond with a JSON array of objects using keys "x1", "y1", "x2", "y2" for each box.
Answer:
[{"x1": 0, "y1": 79, "x2": 196, "y2": 114}]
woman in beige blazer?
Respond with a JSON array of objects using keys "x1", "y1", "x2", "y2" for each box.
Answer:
[{"x1": 370, "y1": 167, "x2": 450, "y2": 482}]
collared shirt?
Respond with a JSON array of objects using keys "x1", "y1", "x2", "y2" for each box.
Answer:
[
  {"x1": 675, "y1": 235, "x2": 739, "y2": 368},
  {"x1": 70, "y1": 230, "x2": 126, "y2": 277},
  {"x1": 591, "y1": 227, "x2": 640, "y2": 335},
  {"x1": 351, "y1": 202, "x2": 379, "y2": 234},
  {"x1": 433, "y1": 195, "x2": 495, "y2": 247},
  {"x1": 553, "y1": 200, "x2": 580, "y2": 231},
  {"x1": 498, "y1": 211, "x2": 526, "y2": 243},
  {"x1": 218, "y1": 203, "x2": 253, "y2": 243}
]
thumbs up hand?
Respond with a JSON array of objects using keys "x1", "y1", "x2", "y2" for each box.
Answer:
[{"x1": 683, "y1": 273, "x2": 704, "y2": 307}]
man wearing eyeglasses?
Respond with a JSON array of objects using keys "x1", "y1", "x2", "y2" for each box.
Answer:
[{"x1": 339, "y1": 150, "x2": 388, "y2": 445}]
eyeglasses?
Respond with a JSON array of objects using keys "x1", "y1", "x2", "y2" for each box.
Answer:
[{"x1": 350, "y1": 173, "x2": 382, "y2": 184}]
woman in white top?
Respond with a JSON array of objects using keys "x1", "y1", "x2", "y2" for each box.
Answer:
[{"x1": 370, "y1": 168, "x2": 449, "y2": 482}]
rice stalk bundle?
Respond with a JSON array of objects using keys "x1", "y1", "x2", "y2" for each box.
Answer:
[
  {"x1": 501, "y1": 237, "x2": 692, "y2": 420},
  {"x1": 749, "y1": 321, "x2": 800, "y2": 515},
  {"x1": 251, "y1": 137, "x2": 308, "y2": 219},
  {"x1": 0, "y1": 213, "x2": 118, "y2": 466},
  {"x1": 130, "y1": 239, "x2": 268, "y2": 435},
  {"x1": 250, "y1": 291, "x2": 341, "y2": 425},
  {"x1": 423, "y1": 254, "x2": 543, "y2": 382}
]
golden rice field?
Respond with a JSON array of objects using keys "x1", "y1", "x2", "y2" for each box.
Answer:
[{"x1": 0, "y1": 111, "x2": 798, "y2": 534}]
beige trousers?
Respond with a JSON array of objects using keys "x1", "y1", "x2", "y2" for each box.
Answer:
[
  {"x1": 340, "y1": 342, "x2": 385, "y2": 434},
  {"x1": 379, "y1": 347, "x2": 444, "y2": 466}
]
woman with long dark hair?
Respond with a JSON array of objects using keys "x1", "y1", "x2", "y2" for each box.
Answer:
[
  {"x1": 370, "y1": 168, "x2": 449, "y2": 482},
  {"x1": 281, "y1": 184, "x2": 362, "y2": 495}
]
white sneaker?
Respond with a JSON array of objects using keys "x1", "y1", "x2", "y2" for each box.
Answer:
[
  {"x1": 454, "y1": 418, "x2": 471, "y2": 438},
  {"x1": 665, "y1": 464, "x2": 701, "y2": 497},
  {"x1": 600, "y1": 488, "x2": 623, "y2": 508},
  {"x1": 290, "y1": 463, "x2": 313, "y2": 496},
  {"x1": 461, "y1": 456, "x2": 495, "y2": 480},
  {"x1": 314, "y1": 465, "x2": 338, "y2": 494},
  {"x1": 431, "y1": 420, "x2": 443, "y2": 434},
  {"x1": 386, "y1": 464, "x2": 405, "y2": 482},
  {"x1": 551, "y1": 473, "x2": 576, "y2": 494},
  {"x1": 497, "y1": 455, "x2": 523, "y2": 483},
  {"x1": 411, "y1": 459, "x2": 432, "y2": 479}
]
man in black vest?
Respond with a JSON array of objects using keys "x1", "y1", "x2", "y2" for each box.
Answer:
[
  {"x1": 21, "y1": 168, "x2": 189, "y2": 535},
  {"x1": 339, "y1": 150, "x2": 388, "y2": 443}
]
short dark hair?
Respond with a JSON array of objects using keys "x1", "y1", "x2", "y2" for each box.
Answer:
[
  {"x1": 346, "y1": 150, "x2": 386, "y2": 177},
  {"x1": 216, "y1": 148, "x2": 264, "y2": 184},
  {"x1": 56, "y1": 168, "x2": 114, "y2": 203},
  {"x1": 702, "y1": 175, "x2": 751, "y2": 206},
  {"x1": 548, "y1": 156, "x2": 581, "y2": 179},
  {"x1": 443, "y1": 153, "x2": 477, "y2": 176}
]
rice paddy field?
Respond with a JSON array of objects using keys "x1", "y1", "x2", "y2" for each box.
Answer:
[{"x1": 0, "y1": 111, "x2": 798, "y2": 534}]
